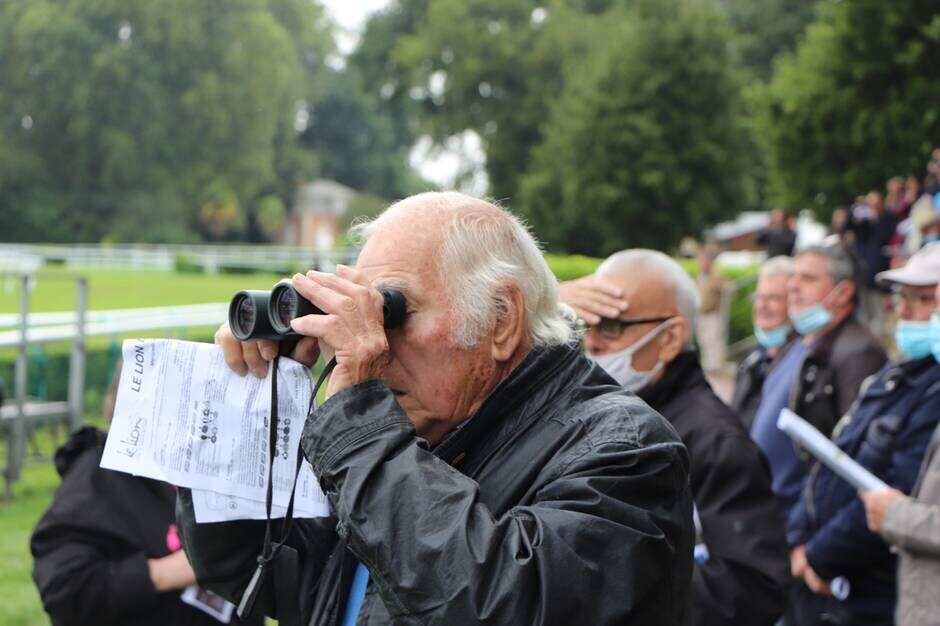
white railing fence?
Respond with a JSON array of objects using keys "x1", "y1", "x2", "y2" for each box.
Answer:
[{"x1": 0, "y1": 243, "x2": 360, "y2": 273}]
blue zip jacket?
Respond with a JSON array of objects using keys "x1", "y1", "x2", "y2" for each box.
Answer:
[{"x1": 787, "y1": 356, "x2": 940, "y2": 624}]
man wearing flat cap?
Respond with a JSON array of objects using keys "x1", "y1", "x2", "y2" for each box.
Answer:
[{"x1": 787, "y1": 243, "x2": 940, "y2": 625}]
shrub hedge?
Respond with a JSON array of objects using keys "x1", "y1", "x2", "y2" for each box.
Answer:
[{"x1": 0, "y1": 255, "x2": 757, "y2": 412}]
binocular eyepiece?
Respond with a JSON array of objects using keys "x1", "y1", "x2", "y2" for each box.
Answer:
[{"x1": 228, "y1": 282, "x2": 406, "y2": 341}]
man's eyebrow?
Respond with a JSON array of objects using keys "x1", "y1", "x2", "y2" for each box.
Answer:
[{"x1": 373, "y1": 277, "x2": 409, "y2": 294}]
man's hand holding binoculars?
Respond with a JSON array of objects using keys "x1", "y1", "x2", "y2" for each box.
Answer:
[
  {"x1": 217, "y1": 265, "x2": 403, "y2": 399},
  {"x1": 289, "y1": 266, "x2": 392, "y2": 398}
]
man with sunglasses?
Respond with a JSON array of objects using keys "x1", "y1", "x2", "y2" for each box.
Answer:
[
  {"x1": 560, "y1": 249, "x2": 790, "y2": 626},
  {"x1": 786, "y1": 243, "x2": 940, "y2": 625}
]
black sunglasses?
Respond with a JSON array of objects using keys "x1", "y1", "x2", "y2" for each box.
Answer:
[{"x1": 592, "y1": 316, "x2": 673, "y2": 340}]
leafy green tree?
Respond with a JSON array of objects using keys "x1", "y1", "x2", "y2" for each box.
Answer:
[
  {"x1": 301, "y1": 69, "x2": 418, "y2": 199},
  {"x1": 759, "y1": 0, "x2": 940, "y2": 212},
  {"x1": 348, "y1": 0, "x2": 431, "y2": 155},
  {"x1": 517, "y1": 0, "x2": 758, "y2": 255},
  {"x1": 0, "y1": 0, "x2": 330, "y2": 242},
  {"x1": 106, "y1": 189, "x2": 198, "y2": 244},
  {"x1": 715, "y1": 0, "x2": 818, "y2": 80},
  {"x1": 254, "y1": 194, "x2": 287, "y2": 242},
  {"x1": 354, "y1": 0, "x2": 614, "y2": 202}
]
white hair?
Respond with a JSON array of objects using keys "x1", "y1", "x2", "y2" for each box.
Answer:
[
  {"x1": 759, "y1": 255, "x2": 795, "y2": 280},
  {"x1": 597, "y1": 249, "x2": 700, "y2": 347},
  {"x1": 349, "y1": 192, "x2": 574, "y2": 349}
]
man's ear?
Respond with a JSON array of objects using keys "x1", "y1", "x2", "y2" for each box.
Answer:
[
  {"x1": 491, "y1": 284, "x2": 527, "y2": 363},
  {"x1": 657, "y1": 317, "x2": 687, "y2": 364},
  {"x1": 835, "y1": 279, "x2": 856, "y2": 308}
]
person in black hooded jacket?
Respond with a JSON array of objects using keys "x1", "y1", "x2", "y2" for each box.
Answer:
[
  {"x1": 562, "y1": 248, "x2": 791, "y2": 626},
  {"x1": 30, "y1": 369, "x2": 262, "y2": 626}
]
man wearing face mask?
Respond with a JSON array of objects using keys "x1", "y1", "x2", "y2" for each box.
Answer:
[
  {"x1": 749, "y1": 243, "x2": 887, "y2": 518},
  {"x1": 732, "y1": 256, "x2": 795, "y2": 429},
  {"x1": 786, "y1": 242, "x2": 940, "y2": 626},
  {"x1": 560, "y1": 249, "x2": 790, "y2": 626},
  {"x1": 859, "y1": 248, "x2": 940, "y2": 626}
]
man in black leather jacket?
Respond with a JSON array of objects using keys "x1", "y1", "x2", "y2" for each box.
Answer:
[
  {"x1": 177, "y1": 192, "x2": 694, "y2": 625},
  {"x1": 561, "y1": 248, "x2": 790, "y2": 626}
]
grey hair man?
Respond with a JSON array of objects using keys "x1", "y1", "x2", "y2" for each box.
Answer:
[
  {"x1": 177, "y1": 193, "x2": 694, "y2": 625},
  {"x1": 731, "y1": 255, "x2": 795, "y2": 429},
  {"x1": 749, "y1": 243, "x2": 886, "y2": 519},
  {"x1": 560, "y1": 249, "x2": 790, "y2": 626}
]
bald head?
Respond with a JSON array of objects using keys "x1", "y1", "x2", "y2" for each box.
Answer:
[
  {"x1": 350, "y1": 191, "x2": 573, "y2": 349},
  {"x1": 366, "y1": 191, "x2": 501, "y2": 229},
  {"x1": 580, "y1": 249, "x2": 695, "y2": 380},
  {"x1": 597, "y1": 249, "x2": 699, "y2": 346}
]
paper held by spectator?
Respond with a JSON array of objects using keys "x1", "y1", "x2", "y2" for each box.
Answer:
[
  {"x1": 777, "y1": 408, "x2": 890, "y2": 491},
  {"x1": 191, "y1": 468, "x2": 329, "y2": 523},
  {"x1": 100, "y1": 338, "x2": 330, "y2": 521}
]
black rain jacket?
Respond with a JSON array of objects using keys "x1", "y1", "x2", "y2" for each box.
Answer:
[
  {"x1": 177, "y1": 344, "x2": 694, "y2": 625},
  {"x1": 786, "y1": 316, "x2": 886, "y2": 440},
  {"x1": 639, "y1": 351, "x2": 791, "y2": 626}
]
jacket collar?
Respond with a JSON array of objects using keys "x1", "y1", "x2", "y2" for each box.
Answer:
[
  {"x1": 637, "y1": 350, "x2": 707, "y2": 411},
  {"x1": 433, "y1": 343, "x2": 587, "y2": 467},
  {"x1": 741, "y1": 346, "x2": 768, "y2": 370},
  {"x1": 875, "y1": 355, "x2": 940, "y2": 391},
  {"x1": 804, "y1": 313, "x2": 857, "y2": 362}
]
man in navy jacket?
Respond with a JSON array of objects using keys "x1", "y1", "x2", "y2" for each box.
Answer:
[{"x1": 787, "y1": 243, "x2": 940, "y2": 625}]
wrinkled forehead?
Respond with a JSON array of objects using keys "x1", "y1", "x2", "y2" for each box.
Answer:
[{"x1": 354, "y1": 212, "x2": 448, "y2": 296}]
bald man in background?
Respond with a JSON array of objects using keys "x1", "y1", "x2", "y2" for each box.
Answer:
[{"x1": 561, "y1": 249, "x2": 790, "y2": 626}]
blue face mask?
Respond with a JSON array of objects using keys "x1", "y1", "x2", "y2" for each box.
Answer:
[
  {"x1": 896, "y1": 319, "x2": 933, "y2": 360},
  {"x1": 931, "y1": 311, "x2": 940, "y2": 363},
  {"x1": 790, "y1": 303, "x2": 833, "y2": 335},
  {"x1": 754, "y1": 324, "x2": 789, "y2": 349}
]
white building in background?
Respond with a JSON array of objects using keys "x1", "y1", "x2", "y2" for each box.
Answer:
[
  {"x1": 706, "y1": 209, "x2": 828, "y2": 256},
  {"x1": 282, "y1": 179, "x2": 357, "y2": 250}
]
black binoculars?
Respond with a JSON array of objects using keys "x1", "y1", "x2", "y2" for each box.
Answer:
[{"x1": 228, "y1": 282, "x2": 407, "y2": 341}]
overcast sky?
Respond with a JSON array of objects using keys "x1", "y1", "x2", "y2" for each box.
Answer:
[
  {"x1": 320, "y1": 0, "x2": 389, "y2": 54},
  {"x1": 318, "y1": 0, "x2": 488, "y2": 194}
]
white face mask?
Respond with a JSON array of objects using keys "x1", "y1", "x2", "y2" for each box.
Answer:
[{"x1": 590, "y1": 319, "x2": 674, "y2": 392}]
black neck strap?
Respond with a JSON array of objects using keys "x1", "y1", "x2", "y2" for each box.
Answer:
[{"x1": 237, "y1": 355, "x2": 336, "y2": 620}]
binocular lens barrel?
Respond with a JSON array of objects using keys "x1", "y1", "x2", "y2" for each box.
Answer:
[
  {"x1": 228, "y1": 284, "x2": 406, "y2": 342},
  {"x1": 269, "y1": 283, "x2": 322, "y2": 335},
  {"x1": 228, "y1": 290, "x2": 280, "y2": 341}
]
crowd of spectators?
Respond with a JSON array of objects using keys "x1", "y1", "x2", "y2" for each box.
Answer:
[
  {"x1": 722, "y1": 150, "x2": 940, "y2": 626},
  {"x1": 558, "y1": 150, "x2": 940, "y2": 626},
  {"x1": 831, "y1": 156, "x2": 940, "y2": 340},
  {"x1": 566, "y1": 241, "x2": 940, "y2": 625},
  {"x1": 26, "y1": 152, "x2": 940, "y2": 626}
]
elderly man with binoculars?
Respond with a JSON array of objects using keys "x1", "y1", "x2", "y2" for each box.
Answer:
[{"x1": 176, "y1": 192, "x2": 695, "y2": 626}]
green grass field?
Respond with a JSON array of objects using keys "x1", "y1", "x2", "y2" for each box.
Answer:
[
  {"x1": 0, "y1": 268, "x2": 287, "y2": 313},
  {"x1": 1, "y1": 423, "x2": 83, "y2": 626},
  {"x1": 0, "y1": 268, "x2": 299, "y2": 626}
]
